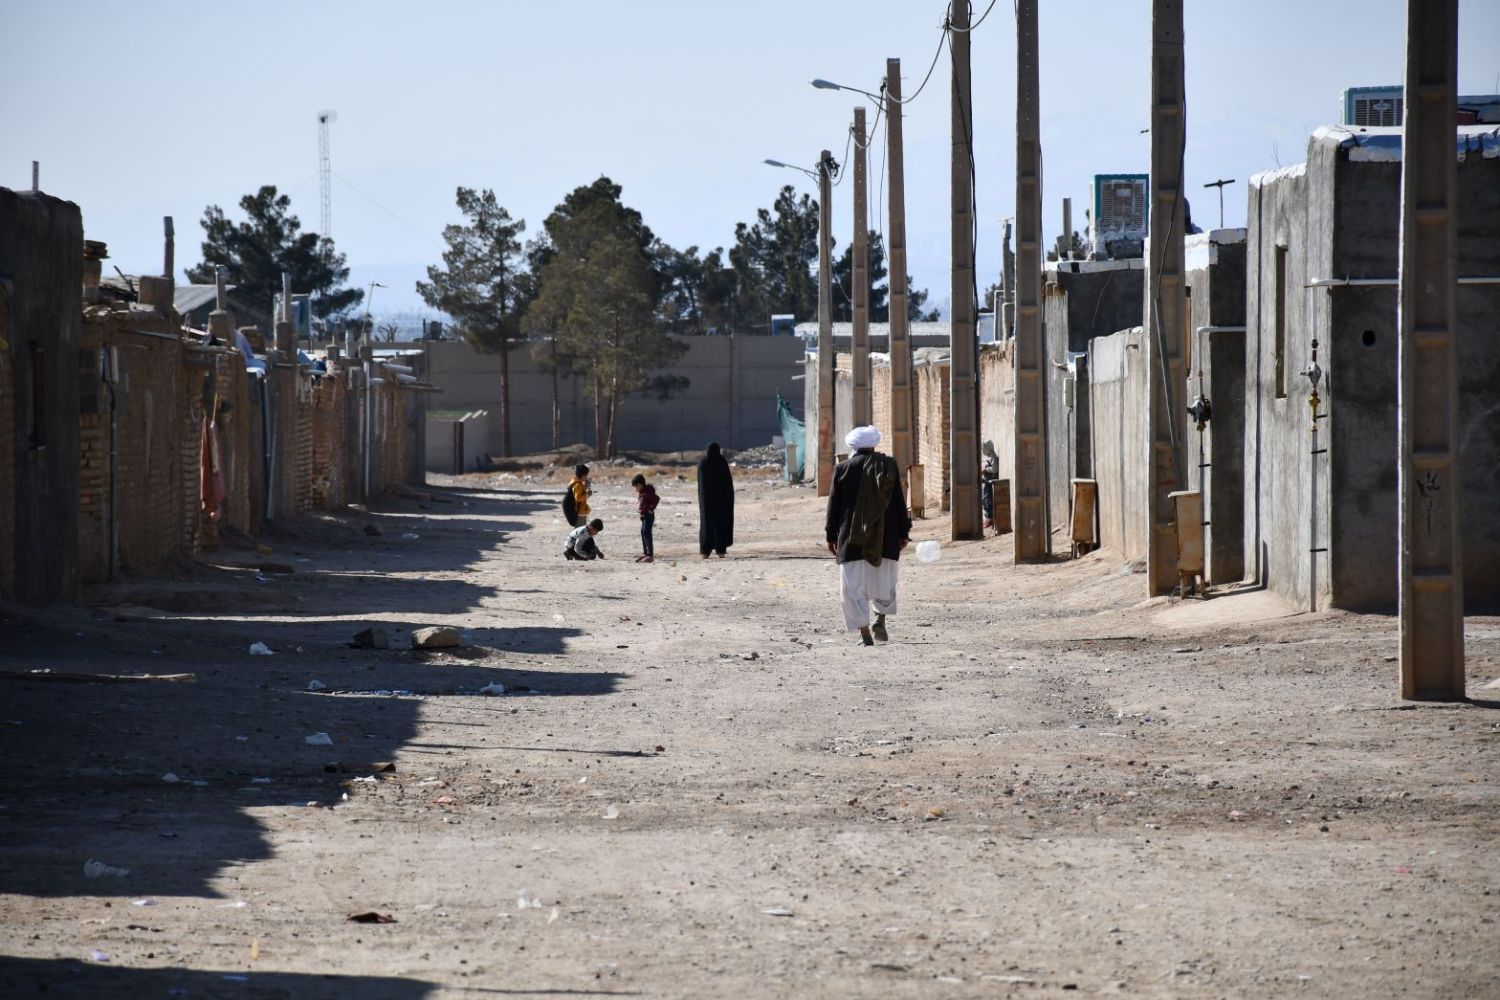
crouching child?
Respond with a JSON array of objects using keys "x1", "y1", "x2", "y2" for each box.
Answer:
[{"x1": 564, "y1": 518, "x2": 605, "y2": 561}]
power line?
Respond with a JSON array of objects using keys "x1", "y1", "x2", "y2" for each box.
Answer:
[
  {"x1": 330, "y1": 170, "x2": 441, "y2": 248},
  {"x1": 947, "y1": 0, "x2": 1001, "y2": 32}
]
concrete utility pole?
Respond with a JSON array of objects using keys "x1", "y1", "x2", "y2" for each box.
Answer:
[
  {"x1": 817, "y1": 148, "x2": 836, "y2": 497},
  {"x1": 1059, "y1": 198, "x2": 1072, "y2": 260},
  {"x1": 163, "y1": 216, "x2": 174, "y2": 283},
  {"x1": 949, "y1": 0, "x2": 981, "y2": 540},
  {"x1": 852, "y1": 107, "x2": 872, "y2": 427},
  {"x1": 886, "y1": 57, "x2": 916, "y2": 483},
  {"x1": 1001, "y1": 218, "x2": 1014, "y2": 339},
  {"x1": 1144, "y1": 0, "x2": 1189, "y2": 596},
  {"x1": 1398, "y1": 0, "x2": 1464, "y2": 700},
  {"x1": 1013, "y1": 0, "x2": 1048, "y2": 561}
]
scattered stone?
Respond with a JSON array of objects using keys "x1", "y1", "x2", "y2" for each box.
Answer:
[
  {"x1": 347, "y1": 911, "x2": 396, "y2": 924},
  {"x1": 351, "y1": 627, "x2": 390, "y2": 650},
  {"x1": 363, "y1": 523, "x2": 382, "y2": 537},
  {"x1": 411, "y1": 626, "x2": 461, "y2": 649}
]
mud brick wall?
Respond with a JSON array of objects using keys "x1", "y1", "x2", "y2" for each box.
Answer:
[
  {"x1": 309, "y1": 371, "x2": 348, "y2": 510},
  {"x1": 915, "y1": 362, "x2": 951, "y2": 512},
  {"x1": 268, "y1": 365, "x2": 314, "y2": 519},
  {"x1": 373, "y1": 377, "x2": 411, "y2": 492},
  {"x1": 76, "y1": 315, "x2": 187, "y2": 583},
  {"x1": 179, "y1": 349, "x2": 218, "y2": 557},
  {"x1": 119, "y1": 332, "x2": 186, "y2": 571},
  {"x1": 210, "y1": 352, "x2": 254, "y2": 538}
]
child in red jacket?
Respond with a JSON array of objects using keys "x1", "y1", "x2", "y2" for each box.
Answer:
[{"x1": 632, "y1": 474, "x2": 660, "y2": 563}]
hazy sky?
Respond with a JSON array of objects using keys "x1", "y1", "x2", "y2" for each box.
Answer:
[{"x1": 5, "y1": 1, "x2": 1498, "y2": 322}]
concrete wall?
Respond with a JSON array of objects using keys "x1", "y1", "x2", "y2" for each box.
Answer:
[
  {"x1": 1199, "y1": 328, "x2": 1246, "y2": 585},
  {"x1": 979, "y1": 341, "x2": 1017, "y2": 510},
  {"x1": 1088, "y1": 327, "x2": 1148, "y2": 562},
  {"x1": 1247, "y1": 130, "x2": 1500, "y2": 612},
  {"x1": 423, "y1": 335, "x2": 805, "y2": 463},
  {"x1": 0, "y1": 188, "x2": 82, "y2": 604},
  {"x1": 1185, "y1": 231, "x2": 1248, "y2": 585},
  {"x1": 1245, "y1": 149, "x2": 1335, "y2": 612},
  {"x1": 1042, "y1": 261, "x2": 1145, "y2": 530},
  {"x1": 1323, "y1": 148, "x2": 1500, "y2": 611}
]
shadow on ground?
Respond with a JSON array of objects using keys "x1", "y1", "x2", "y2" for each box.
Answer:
[
  {"x1": 0, "y1": 957, "x2": 436, "y2": 998},
  {"x1": 0, "y1": 607, "x2": 621, "y2": 901}
]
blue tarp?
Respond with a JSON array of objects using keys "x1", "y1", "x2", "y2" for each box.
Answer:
[{"x1": 776, "y1": 393, "x2": 804, "y2": 483}]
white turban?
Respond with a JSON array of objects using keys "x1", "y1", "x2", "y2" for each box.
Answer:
[{"x1": 845, "y1": 426, "x2": 881, "y2": 450}]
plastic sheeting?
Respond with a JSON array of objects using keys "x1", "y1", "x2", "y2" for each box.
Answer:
[{"x1": 776, "y1": 393, "x2": 805, "y2": 483}]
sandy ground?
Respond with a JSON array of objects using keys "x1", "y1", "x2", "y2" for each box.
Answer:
[{"x1": 0, "y1": 465, "x2": 1497, "y2": 999}]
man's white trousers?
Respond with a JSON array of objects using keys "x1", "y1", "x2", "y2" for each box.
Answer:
[{"x1": 840, "y1": 558, "x2": 899, "y2": 631}]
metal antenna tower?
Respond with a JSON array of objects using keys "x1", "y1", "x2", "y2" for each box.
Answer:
[{"x1": 317, "y1": 109, "x2": 337, "y2": 237}]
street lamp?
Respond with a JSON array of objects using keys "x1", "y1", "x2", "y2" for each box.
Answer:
[
  {"x1": 810, "y1": 78, "x2": 884, "y2": 103},
  {"x1": 359, "y1": 281, "x2": 387, "y2": 351},
  {"x1": 763, "y1": 158, "x2": 818, "y2": 179}
]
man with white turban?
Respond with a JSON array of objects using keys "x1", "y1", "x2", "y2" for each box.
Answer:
[{"x1": 825, "y1": 425, "x2": 912, "y2": 646}]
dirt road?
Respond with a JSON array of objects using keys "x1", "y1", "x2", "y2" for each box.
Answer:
[{"x1": 1, "y1": 466, "x2": 1497, "y2": 998}]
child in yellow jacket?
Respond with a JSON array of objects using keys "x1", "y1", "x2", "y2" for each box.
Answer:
[{"x1": 566, "y1": 464, "x2": 592, "y2": 526}]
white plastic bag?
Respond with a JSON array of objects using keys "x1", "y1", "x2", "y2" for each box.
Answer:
[{"x1": 915, "y1": 540, "x2": 941, "y2": 563}]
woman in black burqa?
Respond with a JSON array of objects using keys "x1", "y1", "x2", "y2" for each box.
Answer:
[{"x1": 697, "y1": 442, "x2": 735, "y2": 558}]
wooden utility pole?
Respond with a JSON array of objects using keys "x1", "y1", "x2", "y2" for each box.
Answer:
[
  {"x1": 817, "y1": 148, "x2": 836, "y2": 497},
  {"x1": 1013, "y1": 0, "x2": 1048, "y2": 561},
  {"x1": 1144, "y1": 0, "x2": 1188, "y2": 595},
  {"x1": 949, "y1": 0, "x2": 981, "y2": 540},
  {"x1": 1398, "y1": 0, "x2": 1464, "y2": 700},
  {"x1": 852, "y1": 107, "x2": 872, "y2": 426},
  {"x1": 886, "y1": 57, "x2": 916, "y2": 482}
]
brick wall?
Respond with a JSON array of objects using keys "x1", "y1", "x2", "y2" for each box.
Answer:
[
  {"x1": 212, "y1": 353, "x2": 254, "y2": 537},
  {"x1": 870, "y1": 359, "x2": 893, "y2": 452},
  {"x1": 373, "y1": 376, "x2": 411, "y2": 492},
  {"x1": 309, "y1": 370, "x2": 348, "y2": 509},
  {"x1": 915, "y1": 362, "x2": 951, "y2": 512},
  {"x1": 76, "y1": 313, "x2": 187, "y2": 582}
]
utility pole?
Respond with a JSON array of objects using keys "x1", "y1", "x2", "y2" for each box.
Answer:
[
  {"x1": 1059, "y1": 197, "x2": 1072, "y2": 260},
  {"x1": 1144, "y1": 0, "x2": 1188, "y2": 596},
  {"x1": 1203, "y1": 177, "x2": 1235, "y2": 228},
  {"x1": 817, "y1": 148, "x2": 836, "y2": 497},
  {"x1": 886, "y1": 58, "x2": 916, "y2": 484},
  {"x1": 1398, "y1": 0, "x2": 1464, "y2": 700},
  {"x1": 949, "y1": 0, "x2": 981, "y2": 540},
  {"x1": 1001, "y1": 218, "x2": 1014, "y2": 339},
  {"x1": 852, "y1": 107, "x2": 872, "y2": 426},
  {"x1": 1014, "y1": 0, "x2": 1048, "y2": 561}
]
